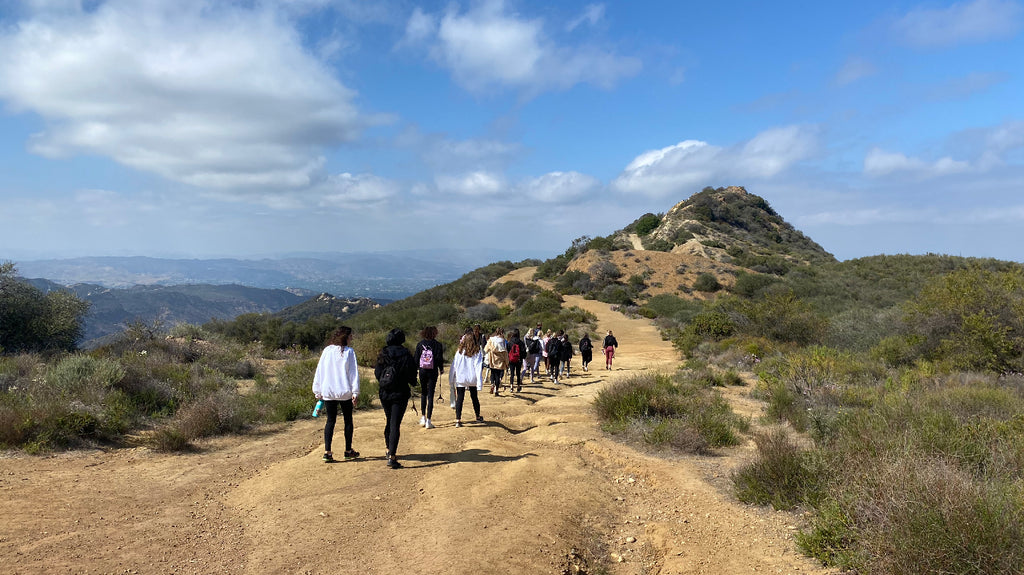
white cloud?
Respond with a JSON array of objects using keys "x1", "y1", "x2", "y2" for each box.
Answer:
[
  {"x1": 317, "y1": 173, "x2": 401, "y2": 206},
  {"x1": 520, "y1": 171, "x2": 601, "y2": 203},
  {"x1": 893, "y1": 0, "x2": 1023, "y2": 48},
  {"x1": 0, "y1": 1, "x2": 377, "y2": 192},
  {"x1": 436, "y1": 171, "x2": 507, "y2": 196},
  {"x1": 834, "y1": 57, "x2": 877, "y2": 85},
  {"x1": 400, "y1": 0, "x2": 640, "y2": 94},
  {"x1": 611, "y1": 126, "x2": 819, "y2": 197},
  {"x1": 567, "y1": 4, "x2": 605, "y2": 32},
  {"x1": 864, "y1": 148, "x2": 971, "y2": 177}
]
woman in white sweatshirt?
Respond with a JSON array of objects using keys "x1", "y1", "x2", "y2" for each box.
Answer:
[
  {"x1": 312, "y1": 326, "x2": 360, "y2": 462},
  {"x1": 448, "y1": 328, "x2": 484, "y2": 428}
]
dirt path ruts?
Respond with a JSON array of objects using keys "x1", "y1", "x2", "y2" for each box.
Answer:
[{"x1": 1, "y1": 279, "x2": 834, "y2": 575}]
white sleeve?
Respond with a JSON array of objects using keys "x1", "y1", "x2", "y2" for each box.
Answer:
[{"x1": 346, "y1": 347, "x2": 360, "y2": 396}]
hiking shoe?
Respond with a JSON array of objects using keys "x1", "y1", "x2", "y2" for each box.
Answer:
[
  {"x1": 322, "y1": 452, "x2": 335, "y2": 463},
  {"x1": 343, "y1": 449, "x2": 360, "y2": 459}
]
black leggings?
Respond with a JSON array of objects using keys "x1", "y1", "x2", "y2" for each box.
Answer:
[
  {"x1": 455, "y1": 387, "x2": 480, "y2": 420},
  {"x1": 323, "y1": 399, "x2": 354, "y2": 453},
  {"x1": 490, "y1": 367, "x2": 503, "y2": 389},
  {"x1": 419, "y1": 368, "x2": 439, "y2": 419},
  {"x1": 380, "y1": 395, "x2": 408, "y2": 457},
  {"x1": 509, "y1": 361, "x2": 522, "y2": 385}
]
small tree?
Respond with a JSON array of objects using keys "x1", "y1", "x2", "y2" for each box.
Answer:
[{"x1": 0, "y1": 262, "x2": 89, "y2": 353}]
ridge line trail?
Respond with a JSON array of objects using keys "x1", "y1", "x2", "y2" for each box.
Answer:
[{"x1": 0, "y1": 286, "x2": 833, "y2": 575}]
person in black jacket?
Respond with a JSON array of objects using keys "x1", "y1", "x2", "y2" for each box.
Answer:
[
  {"x1": 414, "y1": 326, "x2": 445, "y2": 429},
  {"x1": 558, "y1": 333, "x2": 574, "y2": 378},
  {"x1": 578, "y1": 333, "x2": 593, "y2": 372},
  {"x1": 546, "y1": 330, "x2": 564, "y2": 385},
  {"x1": 506, "y1": 328, "x2": 527, "y2": 393},
  {"x1": 375, "y1": 328, "x2": 417, "y2": 469}
]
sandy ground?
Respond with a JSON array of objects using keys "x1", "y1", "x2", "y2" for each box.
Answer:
[{"x1": 1, "y1": 280, "x2": 835, "y2": 575}]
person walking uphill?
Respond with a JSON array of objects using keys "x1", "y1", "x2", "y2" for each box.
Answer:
[
  {"x1": 578, "y1": 333, "x2": 594, "y2": 372},
  {"x1": 312, "y1": 326, "x2": 360, "y2": 463},
  {"x1": 414, "y1": 326, "x2": 445, "y2": 430},
  {"x1": 484, "y1": 327, "x2": 509, "y2": 395},
  {"x1": 603, "y1": 330, "x2": 619, "y2": 370},
  {"x1": 375, "y1": 328, "x2": 417, "y2": 469},
  {"x1": 506, "y1": 329, "x2": 527, "y2": 393},
  {"x1": 449, "y1": 327, "x2": 484, "y2": 427}
]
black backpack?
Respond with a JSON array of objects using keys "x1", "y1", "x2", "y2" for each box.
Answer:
[
  {"x1": 528, "y1": 338, "x2": 541, "y2": 354},
  {"x1": 579, "y1": 338, "x2": 592, "y2": 352},
  {"x1": 377, "y1": 352, "x2": 407, "y2": 393}
]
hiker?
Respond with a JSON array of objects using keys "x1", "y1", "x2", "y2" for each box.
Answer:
[
  {"x1": 541, "y1": 329, "x2": 552, "y2": 373},
  {"x1": 474, "y1": 323, "x2": 488, "y2": 382},
  {"x1": 578, "y1": 333, "x2": 594, "y2": 372},
  {"x1": 546, "y1": 330, "x2": 564, "y2": 385},
  {"x1": 414, "y1": 326, "x2": 445, "y2": 430},
  {"x1": 374, "y1": 328, "x2": 417, "y2": 469},
  {"x1": 449, "y1": 327, "x2": 484, "y2": 427},
  {"x1": 484, "y1": 327, "x2": 509, "y2": 396},
  {"x1": 603, "y1": 330, "x2": 619, "y2": 370},
  {"x1": 506, "y1": 328, "x2": 527, "y2": 393},
  {"x1": 312, "y1": 326, "x2": 360, "y2": 463},
  {"x1": 559, "y1": 333, "x2": 574, "y2": 378},
  {"x1": 525, "y1": 328, "x2": 543, "y2": 383}
]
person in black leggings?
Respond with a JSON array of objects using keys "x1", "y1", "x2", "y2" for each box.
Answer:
[
  {"x1": 414, "y1": 326, "x2": 445, "y2": 429},
  {"x1": 312, "y1": 326, "x2": 360, "y2": 462}
]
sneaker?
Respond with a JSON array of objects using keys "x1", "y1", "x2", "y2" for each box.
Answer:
[
  {"x1": 419, "y1": 416, "x2": 426, "y2": 427},
  {"x1": 322, "y1": 452, "x2": 335, "y2": 463},
  {"x1": 476, "y1": 415, "x2": 484, "y2": 423},
  {"x1": 455, "y1": 421, "x2": 463, "y2": 428},
  {"x1": 388, "y1": 458, "x2": 403, "y2": 469},
  {"x1": 425, "y1": 419, "x2": 435, "y2": 429},
  {"x1": 517, "y1": 385, "x2": 522, "y2": 393},
  {"x1": 343, "y1": 449, "x2": 360, "y2": 458}
]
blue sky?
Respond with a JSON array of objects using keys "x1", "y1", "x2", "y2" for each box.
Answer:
[{"x1": 1, "y1": 0, "x2": 1023, "y2": 263}]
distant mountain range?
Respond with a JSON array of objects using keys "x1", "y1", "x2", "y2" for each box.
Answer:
[
  {"x1": 27, "y1": 279, "x2": 319, "y2": 348},
  {"x1": 14, "y1": 253, "x2": 481, "y2": 298}
]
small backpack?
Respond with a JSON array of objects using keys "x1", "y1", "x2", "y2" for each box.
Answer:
[
  {"x1": 419, "y1": 346, "x2": 434, "y2": 369},
  {"x1": 579, "y1": 338, "x2": 592, "y2": 352},
  {"x1": 528, "y1": 338, "x2": 541, "y2": 354},
  {"x1": 508, "y1": 341, "x2": 522, "y2": 362},
  {"x1": 378, "y1": 362, "x2": 397, "y2": 391}
]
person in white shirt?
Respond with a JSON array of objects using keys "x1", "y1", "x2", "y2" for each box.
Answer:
[
  {"x1": 312, "y1": 326, "x2": 360, "y2": 462},
  {"x1": 449, "y1": 328, "x2": 484, "y2": 427}
]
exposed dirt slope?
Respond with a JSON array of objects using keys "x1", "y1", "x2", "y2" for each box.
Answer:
[{"x1": 1, "y1": 276, "x2": 833, "y2": 575}]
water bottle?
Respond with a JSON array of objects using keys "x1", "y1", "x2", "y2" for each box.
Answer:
[{"x1": 312, "y1": 399, "x2": 324, "y2": 417}]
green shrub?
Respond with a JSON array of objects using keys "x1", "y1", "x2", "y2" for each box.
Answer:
[
  {"x1": 733, "y1": 428, "x2": 822, "y2": 510},
  {"x1": 594, "y1": 372, "x2": 746, "y2": 454},
  {"x1": 633, "y1": 213, "x2": 662, "y2": 236},
  {"x1": 693, "y1": 273, "x2": 722, "y2": 293}
]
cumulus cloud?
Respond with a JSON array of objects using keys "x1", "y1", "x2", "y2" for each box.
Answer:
[
  {"x1": 520, "y1": 171, "x2": 601, "y2": 202},
  {"x1": 893, "y1": 0, "x2": 1023, "y2": 48},
  {"x1": 0, "y1": 1, "x2": 379, "y2": 192},
  {"x1": 611, "y1": 126, "x2": 819, "y2": 197},
  {"x1": 864, "y1": 148, "x2": 971, "y2": 177},
  {"x1": 436, "y1": 171, "x2": 507, "y2": 196},
  {"x1": 317, "y1": 173, "x2": 401, "y2": 207},
  {"x1": 399, "y1": 0, "x2": 640, "y2": 94}
]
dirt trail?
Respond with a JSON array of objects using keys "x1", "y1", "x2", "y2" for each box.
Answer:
[{"x1": 1, "y1": 282, "x2": 834, "y2": 575}]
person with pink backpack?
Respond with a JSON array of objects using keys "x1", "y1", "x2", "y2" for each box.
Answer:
[{"x1": 414, "y1": 326, "x2": 445, "y2": 429}]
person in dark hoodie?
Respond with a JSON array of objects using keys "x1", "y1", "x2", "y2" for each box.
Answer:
[
  {"x1": 414, "y1": 326, "x2": 445, "y2": 429},
  {"x1": 374, "y1": 328, "x2": 417, "y2": 469}
]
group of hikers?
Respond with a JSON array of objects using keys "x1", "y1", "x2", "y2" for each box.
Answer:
[{"x1": 310, "y1": 323, "x2": 620, "y2": 469}]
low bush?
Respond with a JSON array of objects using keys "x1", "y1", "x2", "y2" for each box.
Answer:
[
  {"x1": 594, "y1": 372, "x2": 747, "y2": 454},
  {"x1": 733, "y1": 428, "x2": 822, "y2": 510}
]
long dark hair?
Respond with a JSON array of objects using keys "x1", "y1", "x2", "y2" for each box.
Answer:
[{"x1": 327, "y1": 326, "x2": 352, "y2": 347}]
